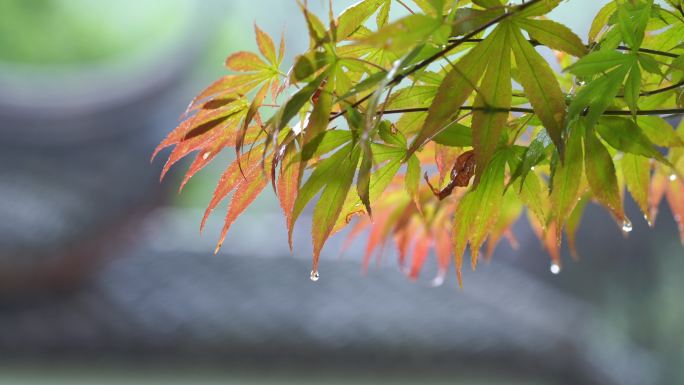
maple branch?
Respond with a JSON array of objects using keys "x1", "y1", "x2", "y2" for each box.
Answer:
[
  {"x1": 375, "y1": 106, "x2": 684, "y2": 116},
  {"x1": 509, "y1": 79, "x2": 684, "y2": 99},
  {"x1": 623, "y1": 46, "x2": 680, "y2": 59},
  {"x1": 454, "y1": 38, "x2": 680, "y2": 59},
  {"x1": 396, "y1": 0, "x2": 415, "y2": 14},
  {"x1": 632, "y1": 80, "x2": 684, "y2": 97},
  {"x1": 329, "y1": 0, "x2": 544, "y2": 122}
]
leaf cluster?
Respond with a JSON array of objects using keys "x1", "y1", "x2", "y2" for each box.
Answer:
[{"x1": 155, "y1": 0, "x2": 684, "y2": 285}]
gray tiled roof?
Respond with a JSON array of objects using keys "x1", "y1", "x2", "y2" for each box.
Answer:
[{"x1": 0, "y1": 210, "x2": 659, "y2": 385}]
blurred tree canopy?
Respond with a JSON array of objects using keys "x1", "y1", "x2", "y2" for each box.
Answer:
[{"x1": 0, "y1": 0, "x2": 188, "y2": 65}]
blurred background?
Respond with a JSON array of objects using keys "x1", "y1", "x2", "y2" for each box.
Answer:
[{"x1": 0, "y1": 0, "x2": 682, "y2": 384}]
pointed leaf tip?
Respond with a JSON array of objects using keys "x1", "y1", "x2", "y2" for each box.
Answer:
[{"x1": 254, "y1": 23, "x2": 277, "y2": 64}]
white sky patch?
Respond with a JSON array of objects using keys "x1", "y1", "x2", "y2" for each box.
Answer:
[{"x1": 291, "y1": 113, "x2": 310, "y2": 135}]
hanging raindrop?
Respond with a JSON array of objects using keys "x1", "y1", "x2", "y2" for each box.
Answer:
[
  {"x1": 644, "y1": 214, "x2": 653, "y2": 227},
  {"x1": 621, "y1": 219, "x2": 633, "y2": 233},
  {"x1": 430, "y1": 275, "x2": 445, "y2": 287},
  {"x1": 670, "y1": 174, "x2": 678, "y2": 182},
  {"x1": 550, "y1": 263, "x2": 561, "y2": 275},
  {"x1": 310, "y1": 270, "x2": 320, "y2": 282}
]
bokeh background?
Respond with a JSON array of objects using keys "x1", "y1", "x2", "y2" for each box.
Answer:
[{"x1": 0, "y1": 0, "x2": 682, "y2": 384}]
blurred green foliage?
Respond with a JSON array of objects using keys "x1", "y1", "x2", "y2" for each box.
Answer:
[{"x1": 0, "y1": 0, "x2": 188, "y2": 65}]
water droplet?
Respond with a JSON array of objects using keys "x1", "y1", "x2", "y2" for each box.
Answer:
[
  {"x1": 550, "y1": 263, "x2": 561, "y2": 275},
  {"x1": 310, "y1": 270, "x2": 320, "y2": 282},
  {"x1": 430, "y1": 275, "x2": 445, "y2": 287},
  {"x1": 202, "y1": 152, "x2": 211, "y2": 160},
  {"x1": 644, "y1": 214, "x2": 653, "y2": 227},
  {"x1": 530, "y1": 166, "x2": 536, "y2": 171},
  {"x1": 621, "y1": 219, "x2": 633, "y2": 233},
  {"x1": 670, "y1": 174, "x2": 678, "y2": 182},
  {"x1": 576, "y1": 79, "x2": 586, "y2": 86}
]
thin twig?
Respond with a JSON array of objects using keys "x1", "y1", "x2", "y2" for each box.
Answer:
[
  {"x1": 396, "y1": 0, "x2": 415, "y2": 14},
  {"x1": 509, "y1": 80, "x2": 684, "y2": 99},
  {"x1": 375, "y1": 106, "x2": 684, "y2": 116},
  {"x1": 632, "y1": 80, "x2": 684, "y2": 97},
  {"x1": 624, "y1": 46, "x2": 679, "y2": 59},
  {"x1": 453, "y1": 38, "x2": 680, "y2": 59}
]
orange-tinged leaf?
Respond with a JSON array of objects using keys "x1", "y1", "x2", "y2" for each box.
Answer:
[
  {"x1": 196, "y1": 76, "x2": 265, "y2": 110},
  {"x1": 185, "y1": 74, "x2": 266, "y2": 114},
  {"x1": 225, "y1": 51, "x2": 269, "y2": 72},
  {"x1": 435, "y1": 145, "x2": 461, "y2": 187},
  {"x1": 395, "y1": 226, "x2": 411, "y2": 270},
  {"x1": 544, "y1": 221, "x2": 562, "y2": 268},
  {"x1": 650, "y1": 171, "x2": 668, "y2": 224},
  {"x1": 270, "y1": 78, "x2": 281, "y2": 101},
  {"x1": 341, "y1": 216, "x2": 372, "y2": 257},
  {"x1": 215, "y1": 162, "x2": 271, "y2": 252},
  {"x1": 202, "y1": 144, "x2": 264, "y2": 230},
  {"x1": 409, "y1": 233, "x2": 432, "y2": 280},
  {"x1": 153, "y1": 102, "x2": 247, "y2": 162},
  {"x1": 528, "y1": 213, "x2": 562, "y2": 268},
  {"x1": 666, "y1": 178, "x2": 684, "y2": 245},
  {"x1": 180, "y1": 130, "x2": 233, "y2": 192},
  {"x1": 278, "y1": 30, "x2": 286, "y2": 64},
  {"x1": 278, "y1": 142, "x2": 302, "y2": 251},
  {"x1": 255, "y1": 24, "x2": 277, "y2": 64},
  {"x1": 362, "y1": 210, "x2": 391, "y2": 273},
  {"x1": 160, "y1": 114, "x2": 240, "y2": 181},
  {"x1": 160, "y1": 131, "x2": 213, "y2": 181},
  {"x1": 179, "y1": 124, "x2": 262, "y2": 191}
]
